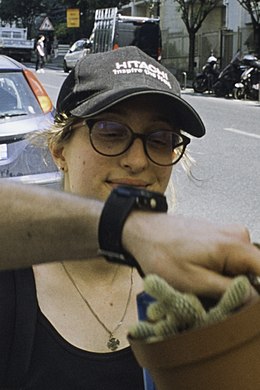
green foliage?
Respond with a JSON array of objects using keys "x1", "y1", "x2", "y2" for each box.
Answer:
[
  {"x1": 0, "y1": 0, "x2": 47, "y2": 38},
  {"x1": 54, "y1": 22, "x2": 74, "y2": 43},
  {"x1": 0, "y1": 0, "x2": 127, "y2": 42},
  {"x1": 61, "y1": 0, "x2": 129, "y2": 9},
  {"x1": 0, "y1": 0, "x2": 44, "y2": 26}
]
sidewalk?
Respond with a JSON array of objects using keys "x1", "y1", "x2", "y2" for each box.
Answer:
[{"x1": 45, "y1": 56, "x2": 63, "y2": 70}]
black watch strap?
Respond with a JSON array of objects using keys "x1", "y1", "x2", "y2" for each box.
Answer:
[{"x1": 98, "y1": 186, "x2": 168, "y2": 276}]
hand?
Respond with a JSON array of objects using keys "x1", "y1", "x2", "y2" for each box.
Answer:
[{"x1": 123, "y1": 212, "x2": 260, "y2": 298}]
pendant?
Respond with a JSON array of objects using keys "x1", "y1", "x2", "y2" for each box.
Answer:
[{"x1": 107, "y1": 337, "x2": 120, "y2": 351}]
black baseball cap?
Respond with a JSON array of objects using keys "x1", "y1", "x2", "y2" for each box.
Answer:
[{"x1": 57, "y1": 46, "x2": 205, "y2": 138}]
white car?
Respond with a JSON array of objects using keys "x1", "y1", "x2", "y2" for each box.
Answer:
[
  {"x1": 0, "y1": 55, "x2": 60, "y2": 188},
  {"x1": 63, "y1": 39, "x2": 92, "y2": 72}
]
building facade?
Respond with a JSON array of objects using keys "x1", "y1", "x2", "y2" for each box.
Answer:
[{"x1": 121, "y1": 0, "x2": 255, "y2": 78}]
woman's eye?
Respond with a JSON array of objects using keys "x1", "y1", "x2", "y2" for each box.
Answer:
[
  {"x1": 150, "y1": 138, "x2": 167, "y2": 146},
  {"x1": 95, "y1": 123, "x2": 128, "y2": 140},
  {"x1": 99, "y1": 130, "x2": 122, "y2": 137},
  {"x1": 149, "y1": 133, "x2": 171, "y2": 147},
  {"x1": 99, "y1": 130, "x2": 126, "y2": 138}
]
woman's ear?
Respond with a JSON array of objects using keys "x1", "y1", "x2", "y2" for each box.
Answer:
[{"x1": 50, "y1": 144, "x2": 68, "y2": 172}]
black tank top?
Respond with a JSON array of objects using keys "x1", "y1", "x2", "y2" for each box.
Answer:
[
  {"x1": 23, "y1": 300, "x2": 144, "y2": 389},
  {"x1": 0, "y1": 268, "x2": 144, "y2": 389}
]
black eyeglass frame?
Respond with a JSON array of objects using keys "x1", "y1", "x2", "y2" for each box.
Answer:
[{"x1": 78, "y1": 119, "x2": 191, "y2": 167}]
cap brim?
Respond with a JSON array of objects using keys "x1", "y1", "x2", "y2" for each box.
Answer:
[{"x1": 70, "y1": 88, "x2": 205, "y2": 138}]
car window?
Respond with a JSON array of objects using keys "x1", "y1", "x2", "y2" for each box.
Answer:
[
  {"x1": 0, "y1": 72, "x2": 42, "y2": 118},
  {"x1": 70, "y1": 40, "x2": 86, "y2": 52},
  {"x1": 116, "y1": 22, "x2": 136, "y2": 47},
  {"x1": 116, "y1": 21, "x2": 162, "y2": 54}
]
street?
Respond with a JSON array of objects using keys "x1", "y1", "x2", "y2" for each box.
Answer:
[
  {"x1": 37, "y1": 67, "x2": 260, "y2": 242},
  {"x1": 177, "y1": 90, "x2": 260, "y2": 242}
]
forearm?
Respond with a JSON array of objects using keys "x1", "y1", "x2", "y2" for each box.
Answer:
[
  {"x1": 1, "y1": 181, "x2": 260, "y2": 299},
  {"x1": 0, "y1": 181, "x2": 102, "y2": 270}
]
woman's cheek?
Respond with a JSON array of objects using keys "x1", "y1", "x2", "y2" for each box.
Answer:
[{"x1": 157, "y1": 167, "x2": 173, "y2": 192}]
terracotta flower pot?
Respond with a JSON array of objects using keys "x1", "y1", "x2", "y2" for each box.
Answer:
[{"x1": 129, "y1": 298, "x2": 260, "y2": 390}]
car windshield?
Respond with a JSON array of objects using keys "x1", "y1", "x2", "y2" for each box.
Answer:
[
  {"x1": 70, "y1": 40, "x2": 86, "y2": 52},
  {"x1": 0, "y1": 72, "x2": 42, "y2": 118}
]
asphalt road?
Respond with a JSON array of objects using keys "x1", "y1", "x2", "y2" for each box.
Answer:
[
  {"x1": 37, "y1": 67, "x2": 260, "y2": 242},
  {"x1": 177, "y1": 90, "x2": 260, "y2": 242}
]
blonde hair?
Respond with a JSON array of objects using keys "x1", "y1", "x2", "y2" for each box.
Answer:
[{"x1": 30, "y1": 113, "x2": 74, "y2": 150}]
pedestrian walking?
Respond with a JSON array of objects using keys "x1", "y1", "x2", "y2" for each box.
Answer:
[{"x1": 35, "y1": 35, "x2": 46, "y2": 73}]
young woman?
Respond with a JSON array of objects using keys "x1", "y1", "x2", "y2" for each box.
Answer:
[
  {"x1": 35, "y1": 35, "x2": 46, "y2": 73},
  {"x1": 0, "y1": 47, "x2": 259, "y2": 389}
]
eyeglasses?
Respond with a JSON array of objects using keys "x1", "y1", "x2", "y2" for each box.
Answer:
[{"x1": 79, "y1": 119, "x2": 190, "y2": 166}]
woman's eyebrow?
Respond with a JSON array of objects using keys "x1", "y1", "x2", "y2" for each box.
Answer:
[
  {"x1": 101, "y1": 107, "x2": 126, "y2": 116},
  {"x1": 102, "y1": 108, "x2": 173, "y2": 123}
]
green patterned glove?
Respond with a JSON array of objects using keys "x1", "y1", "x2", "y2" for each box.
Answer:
[{"x1": 129, "y1": 274, "x2": 252, "y2": 342}]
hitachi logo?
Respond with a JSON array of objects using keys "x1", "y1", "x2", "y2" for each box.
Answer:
[{"x1": 112, "y1": 60, "x2": 172, "y2": 89}]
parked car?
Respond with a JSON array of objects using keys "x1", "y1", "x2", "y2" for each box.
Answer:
[
  {"x1": 0, "y1": 55, "x2": 60, "y2": 187},
  {"x1": 63, "y1": 38, "x2": 92, "y2": 72}
]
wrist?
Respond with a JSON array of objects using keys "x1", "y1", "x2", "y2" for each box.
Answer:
[
  {"x1": 98, "y1": 186, "x2": 168, "y2": 276},
  {"x1": 121, "y1": 209, "x2": 146, "y2": 264}
]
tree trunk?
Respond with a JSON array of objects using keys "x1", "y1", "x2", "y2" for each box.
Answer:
[
  {"x1": 188, "y1": 31, "x2": 196, "y2": 78},
  {"x1": 253, "y1": 25, "x2": 260, "y2": 57}
]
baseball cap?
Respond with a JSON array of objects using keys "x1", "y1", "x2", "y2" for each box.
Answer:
[{"x1": 56, "y1": 46, "x2": 205, "y2": 138}]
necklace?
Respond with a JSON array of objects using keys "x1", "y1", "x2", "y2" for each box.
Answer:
[{"x1": 62, "y1": 263, "x2": 134, "y2": 351}]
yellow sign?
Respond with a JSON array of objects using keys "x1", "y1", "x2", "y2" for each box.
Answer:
[{"x1": 67, "y1": 8, "x2": 80, "y2": 28}]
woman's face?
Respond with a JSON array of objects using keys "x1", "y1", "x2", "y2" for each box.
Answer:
[{"x1": 53, "y1": 95, "x2": 176, "y2": 201}]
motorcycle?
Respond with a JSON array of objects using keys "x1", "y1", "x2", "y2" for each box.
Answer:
[
  {"x1": 212, "y1": 51, "x2": 247, "y2": 97},
  {"x1": 233, "y1": 55, "x2": 260, "y2": 100},
  {"x1": 192, "y1": 54, "x2": 219, "y2": 93}
]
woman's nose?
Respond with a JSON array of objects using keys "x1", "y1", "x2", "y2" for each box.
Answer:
[{"x1": 120, "y1": 138, "x2": 149, "y2": 172}]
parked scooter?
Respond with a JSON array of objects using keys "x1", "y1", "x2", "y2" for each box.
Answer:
[
  {"x1": 212, "y1": 51, "x2": 247, "y2": 97},
  {"x1": 233, "y1": 55, "x2": 260, "y2": 100},
  {"x1": 192, "y1": 54, "x2": 219, "y2": 93}
]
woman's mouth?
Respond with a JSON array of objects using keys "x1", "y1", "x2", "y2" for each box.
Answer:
[{"x1": 107, "y1": 179, "x2": 150, "y2": 189}]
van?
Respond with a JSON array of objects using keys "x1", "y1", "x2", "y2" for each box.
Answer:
[{"x1": 91, "y1": 8, "x2": 162, "y2": 61}]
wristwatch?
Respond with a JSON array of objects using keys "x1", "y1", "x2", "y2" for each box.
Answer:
[{"x1": 98, "y1": 186, "x2": 168, "y2": 276}]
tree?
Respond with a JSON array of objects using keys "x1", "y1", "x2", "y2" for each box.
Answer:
[
  {"x1": 0, "y1": 0, "x2": 45, "y2": 37},
  {"x1": 0, "y1": 0, "x2": 129, "y2": 42},
  {"x1": 236, "y1": 0, "x2": 260, "y2": 56},
  {"x1": 174, "y1": 0, "x2": 220, "y2": 76},
  {"x1": 58, "y1": 0, "x2": 129, "y2": 42}
]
